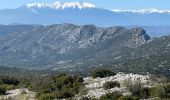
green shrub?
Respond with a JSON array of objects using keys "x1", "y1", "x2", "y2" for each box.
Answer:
[
  {"x1": 91, "y1": 68, "x2": 116, "y2": 78},
  {"x1": 139, "y1": 87, "x2": 150, "y2": 99},
  {"x1": 80, "y1": 97, "x2": 97, "y2": 100},
  {"x1": 123, "y1": 79, "x2": 151, "y2": 99},
  {"x1": 118, "y1": 96, "x2": 139, "y2": 100},
  {"x1": 1, "y1": 84, "x2": 15, "y2": 91},
  {"x1": 164, "y1": 83, "x2": 170, "y2": 91},
  {"x1": 149, "y1": 85, "x2": 166, "y2": 99},
  {"x1": 0, "y1": 87, "x2": 5, "y2": 95},
  {"x1": 74, "y1": 75, "x2": 84, "y2": 83},
  {"x1": 53, "y1": 89, "x2": 74, "y2": 99},
  {"x1": 37, "y1": 93, "x2": 53, "y2": 100},
  {"x1": 100, "y1": 92, "x2": 122, "y2": 100},
  {"x1": 35, "y1": 74, "x2": 84, "y2": 99},
  {"x1": 18, "y1": 79, "x2": 30, "y2": 88},
  {"x1": 123, "y1": 79, "x2": 142, "y2": 96},
  {"x1": 80, "y1": 97, "x2": 90, "y2": 100},
  {"x1": 162, "y1": 83, "x2": 170, "y2": 98},
  {"x1": 103, "y1": 81, "x2": 120, "y2": 90},
  {"x1": 72, "y1": 82, "x2": 83, "y2": 94},
  {"x1": 62, "y1": 90, "x2": 74, "y2": 98},
  {"x1": 0, "y1": 76, "x2": 19, "y2": 85}
]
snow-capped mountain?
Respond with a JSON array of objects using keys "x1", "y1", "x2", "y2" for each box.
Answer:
[
  {"x1": 26, "y1": 1, "x2": 96, "y2": 9},
  {"x1": 1, "y1": 1, "x2": 170, "y2": 28},
  {"x1": 112, "y1": 9, "x2": 170, "y2": 14}
]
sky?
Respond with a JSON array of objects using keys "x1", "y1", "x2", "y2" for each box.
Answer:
[{"x1": 0, "y1": 0, "x2": 170, "y2": 10}]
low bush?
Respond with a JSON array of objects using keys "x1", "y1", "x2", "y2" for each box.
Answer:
[
  {"x1": 100, "y1": 92, "x2": 122, "y2": 100},
  {"x1": 0, "y1": 76, "x2": 19, "y2": 85},
  {"x1": 0, "y1": 76, "x2": 20, "y2": 95},
  {"x1": 118, "y1": 96, "x2": 139, "y2": 100},
  {"x1": 34, "y1": 74, "x2": 84, "y2": 99},
  {"x1": 163, "y1": 83, "x2": 170, "y2": 98},
  {"x1": 52, "y1": 88, "x2": 74, "y2": 99},
  {"x1": 1, "y1": 84, "x2": 15, "y2": 91},
  {"x1": 150, "y1": 83, "x2": 170, "y2": 99},
  {"x1": 91, "y1": 68, "x2": 116, "y2": 78},
  {"x1": 123, "y1": 79, "x2": 143, "y2": 96},
  {"x1": 139, "y1": 87, "x2": 150, "y2": 99},
  {"x1": 0, "y1": 86, "x2": 5, "y2": 95},
  {"x1": 80, "y1": 97, "x2": 97, "y2": 100},
  {"x1": 103, "y1": 81, "x2": 120, "y2": 90},
  {"x1": 36, "y1": 93, "x2": 53, "y2": 100},
  {"x1": 100, "y1": 92, "x2": 140, "y2": 100}
]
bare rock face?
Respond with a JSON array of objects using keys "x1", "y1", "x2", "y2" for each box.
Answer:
[
  {"x1": 124, "y1": 28, "x2": 151, "y2": 48},
  {"x1": 0, "y1": 24, "x2": 154, "y2": 70}
]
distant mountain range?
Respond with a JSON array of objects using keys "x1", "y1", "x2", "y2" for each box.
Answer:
[
  {"x1": 0, "y1": 24, "x2": 170, "y2": 77},
  {"x1": 0, "y1": 1, "x2": 170, "y2": 26},
  {"x1": 1, "y1": 2, "x2": 170, "y2": 37}
]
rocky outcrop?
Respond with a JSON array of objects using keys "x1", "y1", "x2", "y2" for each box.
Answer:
[
  {"x1": 83, "y1": 73, "x2": 157, "y2": 98},
  {"x1": 0, "y1": 88, "x2": 36, "y2": 100}
]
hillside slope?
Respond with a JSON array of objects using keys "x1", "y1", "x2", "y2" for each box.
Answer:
[
  {"x1": 0, "y1": 24, "x2": 149, "y2": 69},
  {"x1": 0, "y1": 24, "x2": 170, "y2": 77}
]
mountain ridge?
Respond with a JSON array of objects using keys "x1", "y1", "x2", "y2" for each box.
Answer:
[
  {"x1": 0, "y1": 24, "x2": 170, "y2": 77},
  {"x1": 0, "y1": 24, "x2": 150, "y2": 69}
]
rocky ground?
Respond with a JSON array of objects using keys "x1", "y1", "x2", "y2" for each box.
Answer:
[
  {"x1": 0, "y1": 88, "x2": 36, "y2": 100},
  {"x1": 82, "y1": 72, "x2": 158, "y2": 99}
]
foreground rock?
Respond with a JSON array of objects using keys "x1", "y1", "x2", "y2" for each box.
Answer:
[
  {"x1": 0, "y1": 88, "x2": 36, "y2": 100},
  {"x1": 83, "y1": 72, "x2": 158, "y2": 98}
]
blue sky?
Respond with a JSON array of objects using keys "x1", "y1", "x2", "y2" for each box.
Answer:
[{"x1": 0, "y1": 0, "x2": 170, "y2": 10}]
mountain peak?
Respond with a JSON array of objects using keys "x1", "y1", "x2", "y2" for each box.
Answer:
[
  {"x1": 26, "y1": 1, "x2": 96, "y2": 9},
  {"x1": 112, "y1": 9, "x2": 170, "y2": 14},
  {"x1": 131, "y1": 27, "x2": 150, "y2": 38}
]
